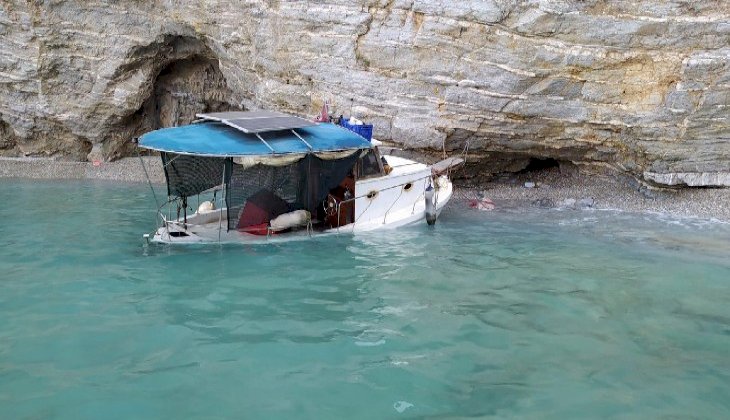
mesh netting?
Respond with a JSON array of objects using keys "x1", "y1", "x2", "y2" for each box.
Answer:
[
  {"x1": 225, "y1": 154, "x2": 358, "y2": 230},
  {"x1": 162, "y1": 153, "x2": 227, "y2": 197},
  {"x1": 226, "y1": 162, "x2": 303, "y2": 230},
  {"x1": 159, "y1": 152, "x2": 359, "y2": 231}
]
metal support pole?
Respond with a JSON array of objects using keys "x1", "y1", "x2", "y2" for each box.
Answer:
[
  {"x1": 137, "y1": 149, "x2": 161, "y2": 226},
  {"x1": 255, "y1": 133, "x2": 276, "y2": 153},
  {"x1": 291, "y1": 129, "x2": 313, "y2": 150},
  {"x1": 218, "y1": 161, "x2": 226, "y2": 242}
]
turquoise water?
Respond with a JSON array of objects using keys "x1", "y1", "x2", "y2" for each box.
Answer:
[{"x1": 1, "y1": 179, "x2": 729, "y2": 419}]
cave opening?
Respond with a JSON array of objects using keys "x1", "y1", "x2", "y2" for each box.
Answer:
[
  {"x1": 0, "y1": 120, "x2": 15, "y2": 152},
  {"x1": 102, "y1": 36, "x2": 240, "y2": 161},
  {"x1": 0, "y1": 119, "x2": 16, "y2": 156},
  {"x1": 454, "y1": 154, "x2": 578, "y2": 188},
  {"x1": 517, "y1": 157, "x2": 561, "y2": 174},
  {"x1": 146, "y1": 56, "x2": 237, "y2": 129}
]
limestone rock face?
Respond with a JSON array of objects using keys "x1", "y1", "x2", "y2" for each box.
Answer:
[{"x1": 0, "y1": 0, "x2": 728, "y2": 185}]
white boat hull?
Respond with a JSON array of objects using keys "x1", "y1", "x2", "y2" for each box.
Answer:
[{"x1": 148, "y1": 156, "x2": 454, "y2": 244}]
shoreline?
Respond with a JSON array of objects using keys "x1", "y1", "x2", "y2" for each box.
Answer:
[
  {"x1": 0, "y1": 156, "x2": 166, "y2": 184},
  {"x1": 454, "y1": 167, "x2": 730, "y2": 223},
  {"x1": 1, "y1": 156, "x2": 728, "y2": 222}
]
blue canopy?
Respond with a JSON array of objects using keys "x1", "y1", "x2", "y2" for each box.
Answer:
[{"x1": 138, "y1": 122, "x2": 372, "y2": 156}]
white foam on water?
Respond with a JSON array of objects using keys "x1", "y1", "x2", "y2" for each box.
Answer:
[
  {"x1": 390, "y1": 354, "x2": 428, "y2": 367},
  {"x1": 355, "y1": 339, "x2": 386, "y2": 347},
  {"x1": 595, "y1": 207, "x2": 730, "y2": 227},
  {"x1": 372, "y1": 303, "x2": 428, "y2": 315},
  {"x1": 393, "y1": 401, "x2": 414, "y2": 413}
]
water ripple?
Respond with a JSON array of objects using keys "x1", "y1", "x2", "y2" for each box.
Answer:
[{"x1": 1, "y1": 180, "x2": 729, "y2": 418}]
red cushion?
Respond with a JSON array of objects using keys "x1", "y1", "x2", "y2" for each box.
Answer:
[
  {"x1": 238, "y1": 222, "x2": 269, "y2": 236},
  {"x1": 238, "y1": 201, "x2": 269, "y2": 229}
]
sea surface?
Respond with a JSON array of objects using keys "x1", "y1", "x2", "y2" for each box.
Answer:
[{"x1": 1, "y1": 179, "x2": 729, "y2": 419}]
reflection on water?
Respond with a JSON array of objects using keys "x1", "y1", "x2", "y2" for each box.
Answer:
[{"x1": 1, "y1": 180, "x2": 729, "y2": 419}]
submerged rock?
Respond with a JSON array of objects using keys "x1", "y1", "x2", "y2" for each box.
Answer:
[
  {"x1": 579, "y1": 198, "x2": 595, "y2": 208},
  {"x1": 557, "y1": 197, "x2": 595, "y2": 209},
  {"x1": 640, "y1": 187, "x2": 661, "y2": 200},
  {"x1": 533, "y1": 197, "x2": 555, "y2": 208},
  {"x1": 560, "y1": 198, "x2": 577, "y2": 209}
]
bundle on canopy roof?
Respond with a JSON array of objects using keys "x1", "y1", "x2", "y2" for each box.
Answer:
[{"x1": 137, "y1": 111, "x2": 372, "y2": 157}]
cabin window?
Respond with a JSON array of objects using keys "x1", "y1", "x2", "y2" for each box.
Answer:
[{"x1": 357, "y1": 149, "x2": 384, "y2": 179}]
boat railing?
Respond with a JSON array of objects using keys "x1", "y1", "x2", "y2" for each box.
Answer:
[
  {"x1": 148, "y1": 164, "x2": 454, "y2": 239},
  {"x1": 332, "y1": 172, "x2": 437, "y2": 233},
  {"x1": 156, "y1": 190, "x2": 227, "y2": 229}
]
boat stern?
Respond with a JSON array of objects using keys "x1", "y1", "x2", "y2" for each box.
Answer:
[{"x1": 148, "y1": 224, "x2": 207, "y2": 244}]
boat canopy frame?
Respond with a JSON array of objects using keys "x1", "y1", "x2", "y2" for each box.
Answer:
[
  {"x1": 137, "y1": 111, "x2": 373, "y2": 158},
  {"x1": 136, "y1": 112, "x2": 375, "y2": 234}
]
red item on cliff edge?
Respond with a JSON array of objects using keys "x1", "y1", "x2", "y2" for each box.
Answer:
[{"x1": 314, "y1": 102, "x2": 330, "y2": 122}]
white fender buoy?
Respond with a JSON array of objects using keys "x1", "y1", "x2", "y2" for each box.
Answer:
[
  {"x1": 425, "y1": 184, "x2": 436, "y2": 225},
  {"x1": 270, "y1": 210, "x2": 311, "y2": 231},
  {"x1": 197, "y1": 200, "x2": 215, "y2": 213}
]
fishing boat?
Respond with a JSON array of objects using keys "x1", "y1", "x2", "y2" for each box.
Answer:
[{"x1": 137, "y1": 110, "x2": 462, "y2": 244}]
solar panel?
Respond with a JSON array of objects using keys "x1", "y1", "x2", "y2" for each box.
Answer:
[
  {"x1": 223, "y1": 117, "x2": 315, "y2": 133},
  {"x1": 196, "y1": 111, "x2": 287, "y2": 121},
  {"x1": 195, "y1": 111, "x2": 317, "y2": 133}
]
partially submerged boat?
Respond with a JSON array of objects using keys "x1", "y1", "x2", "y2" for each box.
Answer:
[{"x1": 137, "y1": 111, "x2": 462, "y2": 244}]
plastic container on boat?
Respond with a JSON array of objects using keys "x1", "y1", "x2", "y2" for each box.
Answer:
[{"x1": 339, "y1": 117, "x2": 374, "y2": 141}]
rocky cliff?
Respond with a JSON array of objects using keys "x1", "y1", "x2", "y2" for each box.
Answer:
[{"x1": 1, "y1": 1, "x2": 728, "y2": 186}]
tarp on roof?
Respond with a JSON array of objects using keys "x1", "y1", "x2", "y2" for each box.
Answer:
[{"x1": 138, "y1": 122, "x2": 372, "y2": 156}]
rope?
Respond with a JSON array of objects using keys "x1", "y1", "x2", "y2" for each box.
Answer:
[
  {"x1": 338, "y1": 173, "x2": 433, "y2": 204},
  {"x1": 137, "y1": 149, "x2": 162, "y2": 229},
  {"x1": 329, "y1": 173, "x2": 436, "y2": 233},
  {"x1": 337, "y1": 195, "x2": 374, "y2": 234},
  {"x1": 383, "y1": 186, "x2": 404, "y2": 224},
  {"x1": 162, "y1": 153, "x2": 182, "y2": 170},
  {"x1": 411, "y1": 191, "x2": 425, "y2": 215},
  {"x1": 448, "y1": 140, "x2": 470, "y2": 179}
]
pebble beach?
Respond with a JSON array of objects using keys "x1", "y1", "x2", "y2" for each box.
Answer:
[
  {"x1": 456, "y1": 167, "x2": 730, "y2": 223},
  {"x1": 0, "y1": 156, "x2": 166, "y2": 184},
  {"x1": 1, "y1": 156, "x2": 728, "y2": 223}
]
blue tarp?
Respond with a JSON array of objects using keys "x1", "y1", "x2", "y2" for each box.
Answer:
[{"x1": 138, "y1": 122, "x2": 372, "y2": 156}]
